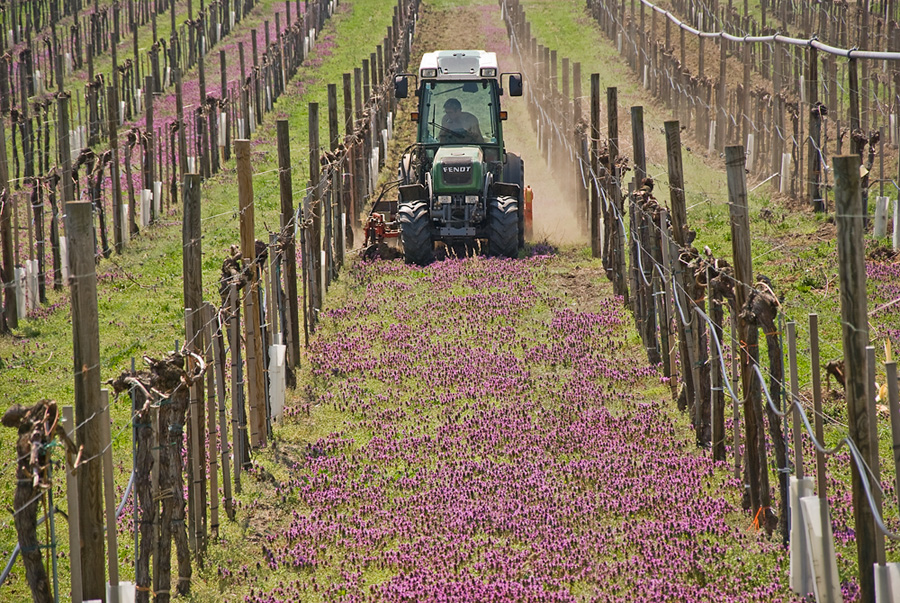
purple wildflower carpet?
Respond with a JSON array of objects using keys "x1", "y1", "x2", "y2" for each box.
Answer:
[{"x1": 237, "y1": 255, "x2": 801, "y2": 602}]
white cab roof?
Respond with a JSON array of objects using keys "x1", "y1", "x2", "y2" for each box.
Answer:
[{"x1": 419, "y1": 50, "x2": 499, "y2": 79}]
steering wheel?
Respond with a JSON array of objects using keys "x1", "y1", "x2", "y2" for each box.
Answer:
[{"x1": 430, "y1": 120, "x2": 467, "y2": 141}]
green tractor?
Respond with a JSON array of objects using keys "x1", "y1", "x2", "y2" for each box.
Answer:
[{"x1": 391, "y1": 50, "x2": 525, "y2": 264}]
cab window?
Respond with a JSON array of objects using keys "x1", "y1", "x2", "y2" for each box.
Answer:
[{"x1": 419, "y1": 80, "x2": 498, "y2": 145}]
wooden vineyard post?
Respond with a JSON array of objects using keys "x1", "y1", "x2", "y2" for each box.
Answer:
[
  {"x1": 276, "y1": 120, "x2": 301, "y2": 371},
  {"x1": 145, "y1": 75, "x2": 155, "y2": 222},
  {"x1": 631, "y1": 105, "x2": 658, "y2": 364},
  {"x1": 108, "y1": 86, "x2": 124, "y2": 252},
  {"x1": 239, "y1": 43, "x2": 249, "y2": 138},
  {"x1": 787, "y1": 321, "x2": 804, "y2": 479},
  {"x1": 628, "y1": 190, "x2": 641, "y2": 332},
  {"x1": 808, "y1": 313, "x2": 841, "y2": 602},
  {"x1": 607, "y1": 87, "x2": 627, "y2": 302},
  {"x1": 236, "y1": 139, "x2": 267, "y2": 448},
  {"x1": 573, "y1": 61, "x2": 587, "y2": 232},
  {"x1": 353, "y1": 68, "x2": 366, "y2": 225},
  {"x1": 198, "y1": 19, "x2": 208, "y2": 176},
  {"x1": 809, "y1": 314, "x2": 827, "y2": 497},
  {"x1": 741, "y1": 43, "x2": 750, "y2": 152},
  {"x1": 709, "y1": 263, "x2": 726, "y2": 462},
  {"x1": 809, "y1": 102, "x2": 825, "y2": 212},
  {"x1": 175, "y1": 68, "x2": 188, "y2": 192},
  {"x1": 58, "y1": 93, "x2": 75, "y2": 222},
  {"x1": 0, "y1": 114, "x2": 15, "y2": 330},
  {"x1": 252, "y1": 30, "x2": 262, "y2": 127},
  {"x1": 299, "y1": 196, "x2": 310, "y2": 348},
  {"x1": 61, "y1": 406, "x2": 83, "y2": 603},
  {"x1": 717, "y1": 36, "x2": 726, "y2": 151},
  {"x1": 590, "y1": 74, "x2": 600, "y2": 259},
  {"x1": 342, "y1": 72, "x2": 355, "y2": 247},
  {"x1": 726, "y1": 145, "x2": 769, "y2": 530},
  {"x1": 833, "y1": 154, "x2": 878, "y2": 603},
  {"x1": 659, "y1": 208, "x2": 677, "y2": 398},
  {"x1": 309, "y1": 102, "x2": 322, "y2": 321},
  {"x1": 100, "y1": 390, "x2": 120, "y2": 603},
  {"x1": 68, "y1": 200, "x2": 106, "y2": 601},
  {"x1": 807, "y1": 45, "x2": 823, "y2": 212},
  {"x1": 182, "y1": 172, "x2": 206, "y2": 551},
  {"x1": 211, "y1": 301, "x2": 235, "y2": 520},
  {"x1": 664, "y1": 121, "x2": 697, "y2": 417},
  {"x1": 848, "y1": 60, "x2": 861, "y2": 156},
  {"x1": 202, "y1": 303, "x2": 220, "y2": 539},
  {"x1": 631, "y1": 106, "x2": 647, "y2": 181},
  {"x1": 229, "y1": 283, "x2": 246, "y2": 486},
  {"x1": 221, "y1": 50, "x2": 231, "y2": 162},
  {"x1": 183, "y1": 175, "x2": 203, "y2": 321},
  {"x1": 185, "y1": 307, "x2": 205, "y2": 553},
  {"x1": 328, "y1": 83, "x2": 340, "y2": 282}
]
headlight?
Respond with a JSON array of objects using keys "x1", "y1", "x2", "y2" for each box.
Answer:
[
  {"x1": 480, "y1": 68, "x2": 497, "y2": 77},
  {"x1": 465, "y1": 195, "x2": 479, "y2": 204},
  {"x1": 421, "y1": 68, "x2": 437, "y2": 78},
  {"x1": 438, "y1": 195, "x2": 451, "y2": 204}
]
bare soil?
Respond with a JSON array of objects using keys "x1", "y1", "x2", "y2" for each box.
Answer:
[{"x1": 547, "y1": 256, "x2": 609, "y2": 311}]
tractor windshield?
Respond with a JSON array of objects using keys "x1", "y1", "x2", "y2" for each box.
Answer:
[{"x1": 419, "y1": 80, "x2": 498, "y2": 146}]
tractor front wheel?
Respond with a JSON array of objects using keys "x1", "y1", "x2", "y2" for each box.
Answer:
[
  {"x1": 487, "y1": 196, "x2": 519, "y2": 258},
  {"x1": 503, "y1": 153, "x2": 525, "y2": 249},
  {"x1": 398, "y1": 201, "x2": 434, "y2": 265}
]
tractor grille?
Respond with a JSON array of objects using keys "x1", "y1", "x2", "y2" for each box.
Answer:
[{"x1": 441, "y1": 157, "x2": 473, "y2": 186}]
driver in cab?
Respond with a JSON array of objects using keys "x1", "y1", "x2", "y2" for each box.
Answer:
[{"x1": 440, "y1": 98, "x2": 484, "y2": 144}]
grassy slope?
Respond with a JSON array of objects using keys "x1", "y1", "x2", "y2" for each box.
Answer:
[
  {"x1": 517, "y1": 0, "x2": 882, "y2": 420},
  {"x1": 520, "y1": 0, "x2": 900, "y2": 583},
  {"x1": 0, "y1": 0, "x2": 397, "y2": 597}
]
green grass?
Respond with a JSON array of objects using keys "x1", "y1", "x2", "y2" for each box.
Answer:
[
  {"x1": 519, "y1": 0, "x2": 876, "y2": 378},
  {"x1": 0, "y1": 0, "x2": 399, "y2": 598},
  {"x1": 520, "y1": 0, "x2": 900, "y2": 578}
]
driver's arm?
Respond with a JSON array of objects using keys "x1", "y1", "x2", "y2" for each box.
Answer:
[{"x1": 468, "y1": 114, "x2": 484, "y2": 143}]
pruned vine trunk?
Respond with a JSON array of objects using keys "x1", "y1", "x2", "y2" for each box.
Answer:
[
  {"x1": 2, "y1": 400, "x2": 61, "y2": 603},
  {"x1": 743, "y1": 279, "x2": 788, "y2": 541},
  {"x1": 128, "y1": 352, "x2": 201, "y2": 602},
  {"x1": 110, "y1": 373, "x2": 155, "y2": 603}
]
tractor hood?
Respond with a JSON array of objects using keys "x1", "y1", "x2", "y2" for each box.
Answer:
[{"x1": 432, "y1": 147, "x2": 483, "y2": 193}]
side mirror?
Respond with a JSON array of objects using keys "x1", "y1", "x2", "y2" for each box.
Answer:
[
  {"x1": 508, "y1": 73, "x2": 523, "y2": 97},
  {"x1": 394, "y1": 75, "x2": 409, "y2": 99}
]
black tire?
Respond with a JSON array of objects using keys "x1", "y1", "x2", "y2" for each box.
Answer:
[
  {"x1": 487, "y1": 196, "x2": 519, "y2": 258},
  {"x1": 397, "y1": 201, "x2": 434, "y2": 265},
  {"x1": 503, "y1": 152, "x2": 525, "y2": 249}
]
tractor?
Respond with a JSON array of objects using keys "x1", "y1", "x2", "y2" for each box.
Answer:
[{"x1": 386, "y1": 50, "x2": 525, "y2": 264}]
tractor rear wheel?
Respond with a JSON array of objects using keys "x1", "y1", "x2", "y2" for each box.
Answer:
[
  {"x1": 487, "y1": 196, "x2": 519, "y2": 258},
  {"x1": 398, "y1": 201, "x2": 434, "y2": 265}
]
